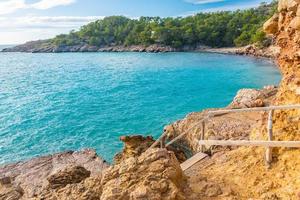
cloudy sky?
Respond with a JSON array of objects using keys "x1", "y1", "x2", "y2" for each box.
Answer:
[{"x1": 0, "y1": 0, "x2": 272, "y2": 44}]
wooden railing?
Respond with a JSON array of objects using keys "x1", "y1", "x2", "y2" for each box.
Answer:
[{"x1": 149, "y1": 104, "x2": 300, "y2": 167}]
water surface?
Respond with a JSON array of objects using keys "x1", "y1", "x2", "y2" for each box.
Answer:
[{"x1": 0, "y1": 52, "x2": 280, "y2": 164}]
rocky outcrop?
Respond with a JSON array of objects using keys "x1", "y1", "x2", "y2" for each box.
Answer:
[
  {"x1": 0, "y1": 139, "x2": 189, "y2": 200},
  {"x1": 114, "y1": 135, "x2": 155, "y2": 165},
  {"x1": 114, "y1": 135, "x2": 187, "y2": 165},
  {"x1": 101, "y1": 148, "x2": 186, "y2": 200},
  {"x1": 30, "y1": 148, "x2": 187, "y2": 200},
  {"x1": 0, "y1": 149, "x2": 109, "y2": 199},
  {"x1": 229, "y1": 86, "x2": 278, "y2": 109}
]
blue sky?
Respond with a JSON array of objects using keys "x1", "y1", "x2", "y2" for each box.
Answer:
[{"x1": 0, "y1": 0, "x2": 272, "y2": 44}]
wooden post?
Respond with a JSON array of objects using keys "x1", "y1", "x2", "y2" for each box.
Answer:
[
  {"x1": 266, "y1": 110, "x2": 274, "y2": 166},
  {"x1": 200, "y1": 120, "x2": 205, "y2": 152},
  {"x1": 160, "y1": 136, "x2": 165, "y2": 148}
]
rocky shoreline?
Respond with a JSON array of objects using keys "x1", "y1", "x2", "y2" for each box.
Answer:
[
  {"x1": 0, "y1": 85, "x2": 279, "y2": 199},
  {"x1": 1, "y1": 41, "x2": 279, "y2": 59}
]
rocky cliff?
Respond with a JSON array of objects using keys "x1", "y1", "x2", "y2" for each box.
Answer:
[
  {"x1": 165, "y1": 0, "x2": 300, "y2": 198},
  {"x1": 264, "y1": 0, "x2": 300, "y2": 135}
]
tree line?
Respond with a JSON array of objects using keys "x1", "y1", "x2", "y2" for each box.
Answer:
[{"x1": 52, "y1": 1, "x2": 277, "y2": 48}]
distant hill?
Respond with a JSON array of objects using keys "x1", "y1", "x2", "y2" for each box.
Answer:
[{"x1": 3, "y1": 1, "x2": 277, "y2": 53}]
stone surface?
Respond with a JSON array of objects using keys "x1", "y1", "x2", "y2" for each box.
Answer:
[
  {"x1": 47, "y1": 166, "x2": 91, "y2": 189},
  {"x1": 114, "y1": 135, "x2": 155, "y2": 165},
  {"x1": 101, "y1": 148, "x2": 187, "y2": 200},
  {"x1": 228, "y1": 87, "x2": 278, "y2": 109},
  {"x1": 0, "y1": 149, "x2": 109, "y2": 199}
]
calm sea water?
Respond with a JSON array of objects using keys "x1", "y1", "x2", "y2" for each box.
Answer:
[{"x1": 0, "y1": 52, "x2": 280, "y2": 164}]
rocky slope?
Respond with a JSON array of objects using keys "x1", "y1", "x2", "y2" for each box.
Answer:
[
  {"x1": 167, "y1": 0, "x2": 300, "y2": 198},
  {"x1": 0, "y1": 137, "x2": 188, "y2": 200}
]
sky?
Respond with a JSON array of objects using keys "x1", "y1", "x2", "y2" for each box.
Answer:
[{"x1": 0, "y1": 0, "x2": 272, "y2": 44}]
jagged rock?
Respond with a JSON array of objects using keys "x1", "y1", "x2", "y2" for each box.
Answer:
[
  {"x1": 229, "y1": 87, "x2": 278, "y2": 109},
  {"x1": 114, "y1": 135, "x2": 155, "y2": 164},
  {"x1": 114, "y1": 135, "x2": 187, "y2": 165},
  {"x1": 101, "y1": 148, "x2": 187, "y2": 200},
  {"x1": 0, "y1": 149, "x2": 109, "y2": 199},
  {"x1": 47, "y1": 166, "x2": 91, "y2": 189}
]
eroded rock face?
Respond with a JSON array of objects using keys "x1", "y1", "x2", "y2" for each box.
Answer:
[
  {"x1": 101, "y1": 148, "x2": 187, "y2": 200},
  {"x1": 264, "y1": 0, "x2": 300, "y2": 137},
  {"x1": 264, "y1": 14, "x2": 279, "y2": 34}
]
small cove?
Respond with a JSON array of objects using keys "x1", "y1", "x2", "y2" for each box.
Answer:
[{"x1": 0, "y1": 52, "x2": 280, "y2": 164}]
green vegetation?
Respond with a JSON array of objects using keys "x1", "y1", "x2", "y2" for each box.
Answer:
[{"x1": 52, "y1": 1, "x2": 277, "y2": 48}]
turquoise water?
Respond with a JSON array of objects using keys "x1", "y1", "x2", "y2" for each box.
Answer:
[{"x1": 0, "y1": 52, "x2": 280, "y2": 164}]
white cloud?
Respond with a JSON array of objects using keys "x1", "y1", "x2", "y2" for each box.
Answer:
[
  {"x1": 0, "y1": 0, "x2": 26, "y2": 15},
  {"x1": 0, "y1": 15, "x2": 103, "y2": 29},
  {"x1": 0, "y1": 0, "x2": 76, "y2": 15},
  {"x1": 185, "y1": 0, "x2": 224, "y2": 4},
  {"x1": 30, "y1": 0, "x2": 76, "y2": 10},
  {"x1": 0, "y1": 15, "x2": 103, "y2": 44}
]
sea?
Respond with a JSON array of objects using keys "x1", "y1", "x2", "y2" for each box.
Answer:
[{"x1": 0, "y1": 49, "x2": 281, "y2": 164}]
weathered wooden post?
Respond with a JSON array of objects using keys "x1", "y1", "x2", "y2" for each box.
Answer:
[
  {"x1": 160, "y1": 135, "x2": 165, "y2": 148},
  {"x1": 200, "y1": 120, "x2": 205, "y2": 152},
  {"x1": 266, "y1": 110, "x2": 274, "y2": 166}
]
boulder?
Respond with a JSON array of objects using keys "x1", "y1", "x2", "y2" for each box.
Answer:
[
  {"x1": 114, "y1": 135, "x2": 155, "y2": 164},
  {"x1": 229, "y1": 89, "x2": 264, "y2": 108},
  {"x1": 101, "y1": 148, "x2": 187, "y2": 200}
]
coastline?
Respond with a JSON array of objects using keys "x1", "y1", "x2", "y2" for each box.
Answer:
[{"x1": 1, "y1": 43, "x2": 279, "y2": 60}]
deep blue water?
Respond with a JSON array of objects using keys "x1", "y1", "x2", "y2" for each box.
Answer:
[{"x1": 0, "y1": 52, "x2": 280, "y2": 164}]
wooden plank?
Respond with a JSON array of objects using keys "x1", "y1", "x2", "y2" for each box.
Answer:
[
  {"x1": 198, "y1": 140, "x2": 300, "y2": 148},
  {"x1": 180, "y1": 152, "x2": 208, "y2": 171},
  {"x1": 208, "y1": 104, "x2": 300, "y2": 115}
]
